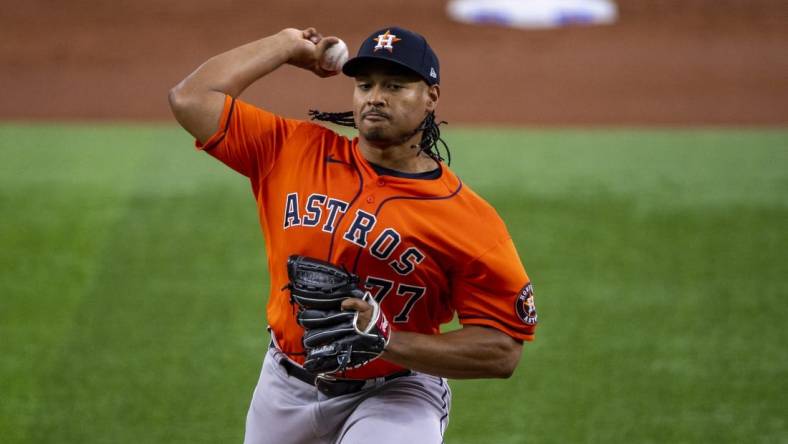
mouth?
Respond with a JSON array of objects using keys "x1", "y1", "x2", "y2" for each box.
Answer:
[{"x1": 362, "y1": 110, "x2": 390, "y2": 122}]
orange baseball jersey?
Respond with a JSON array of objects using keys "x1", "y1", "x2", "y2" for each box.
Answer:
[{"x1": 197, "y1": 95, "x2": 538, "y2": 379}]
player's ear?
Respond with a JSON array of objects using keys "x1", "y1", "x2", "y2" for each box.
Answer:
[{"x1": 426, "y1": 84, "x2": 440, "y2": 111}]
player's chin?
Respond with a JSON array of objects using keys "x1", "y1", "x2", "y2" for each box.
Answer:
[{"x1": 360, "y1": 126, "x2": 394, "y2": 144}]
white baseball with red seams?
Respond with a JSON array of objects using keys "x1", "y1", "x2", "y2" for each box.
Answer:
[{"x1": 320, "y1": 39, "x2": 349, "y2": 72}]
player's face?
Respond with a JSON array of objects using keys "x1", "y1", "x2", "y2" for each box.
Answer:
[{"x1": 352, "y1": 62, "x2": 439, "y2": 147}]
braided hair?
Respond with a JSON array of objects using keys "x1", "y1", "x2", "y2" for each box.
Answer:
[{"x1": 309, "y1": 109, "x2": 450, "y2": 165}]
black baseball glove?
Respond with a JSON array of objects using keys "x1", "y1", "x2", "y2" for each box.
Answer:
[{"x1": 286, "y1": 255, "x2": 391, "y2": 374}]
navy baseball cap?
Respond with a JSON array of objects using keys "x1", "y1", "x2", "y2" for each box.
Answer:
[{"x1": 342, "y1": 26, "x2": 440, "y2": 85}]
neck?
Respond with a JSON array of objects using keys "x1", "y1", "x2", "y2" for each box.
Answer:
[{"x1": 357, "y1": 133, "x2": 438, "y2": 174}]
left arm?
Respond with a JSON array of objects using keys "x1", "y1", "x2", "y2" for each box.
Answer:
[
  {"x1": 342, "y1": 299, "x2": 523, "y2": 379},
  {"x1": 383, "y1": 326, "x2": 522, "y2": 379}
]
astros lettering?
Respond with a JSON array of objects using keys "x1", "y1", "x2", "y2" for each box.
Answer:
[{"x1": 283, "y1": 192, "x2": 425, "y2": 276}]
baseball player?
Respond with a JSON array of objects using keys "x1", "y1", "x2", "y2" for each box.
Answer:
[{"x1": 169, "y1": 26, "x2": 538, "y2": 444}]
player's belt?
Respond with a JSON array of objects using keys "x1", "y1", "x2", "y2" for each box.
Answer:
[{"x1": 273, "y1": 342, "x2": 411, "y2": 397}]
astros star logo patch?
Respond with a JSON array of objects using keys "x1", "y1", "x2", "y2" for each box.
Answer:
[
  {"x1": 515, "y1": 283, "x2": 538, "y2": 326},
  {"x1": 373, "y1": 30, "x2": 401, "y2": 52}
]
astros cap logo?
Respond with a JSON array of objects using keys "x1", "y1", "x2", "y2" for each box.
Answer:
[{"x1": 373, "y1": 30, "x2": 401, "y2": 52}]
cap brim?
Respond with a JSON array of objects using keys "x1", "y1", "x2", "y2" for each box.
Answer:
[{"x1": 342, "y1": 56, "x2": 428, "y2": 83}]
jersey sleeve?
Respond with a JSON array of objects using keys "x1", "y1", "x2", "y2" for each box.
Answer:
[
  {"x1": 195, "y1": 95, "x2": 302, "y2": 180},
  {"x1": 452, "y1": 238, "x2": 538, "y2": 342}
]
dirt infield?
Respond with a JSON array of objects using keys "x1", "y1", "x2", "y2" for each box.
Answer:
[{"x1": 1, "y1": 0, "x2": 785, "y2": 125}]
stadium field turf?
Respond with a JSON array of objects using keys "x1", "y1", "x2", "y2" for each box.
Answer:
[{"x1": 1, "y1": 124, "x2": 785, "y2": 443}]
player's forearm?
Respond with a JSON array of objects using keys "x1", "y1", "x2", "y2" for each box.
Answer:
[{"x1": 381, "y1": 326, "x2": 523, "y2": 379}]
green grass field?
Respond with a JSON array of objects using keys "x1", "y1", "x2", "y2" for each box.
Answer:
[{"x1": 1, "y1": 124, "x2": 786, "y2": 443}]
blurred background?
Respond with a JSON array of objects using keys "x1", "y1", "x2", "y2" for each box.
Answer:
[
  {"x1": 1, "y1": 1, "x2": 786, "y2": 443},
  {"x1": 2, "y1": 0, "x2": 786, "y2": 124}
]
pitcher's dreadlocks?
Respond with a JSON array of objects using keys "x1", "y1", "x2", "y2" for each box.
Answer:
[
  {"x1": 308, "y1": 109, "x2": 451, "y2": 165},
  {"x1": 308, "y1": 110, "x2": 356, "y2": 128}
]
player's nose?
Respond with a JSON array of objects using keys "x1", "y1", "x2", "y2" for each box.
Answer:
[{"x1": 366, "y1": 85, "x2": 387, "y2": 107}]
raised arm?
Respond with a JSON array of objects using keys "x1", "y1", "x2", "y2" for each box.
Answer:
[{"x1": 168, "y1": 27, "x2": 339, "y2": 143}]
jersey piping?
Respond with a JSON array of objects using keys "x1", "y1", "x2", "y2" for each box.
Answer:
[
  {"x1": 325, "y1": 155, "x2": 364, "y2": 263},
  {"x1": 350, "y1": 179, "x2": 464, "y2": 274}
]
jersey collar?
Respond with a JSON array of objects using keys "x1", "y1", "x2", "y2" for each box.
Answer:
[{"x1": 351, "y1": 138, "x2": 461, "y2": 198}]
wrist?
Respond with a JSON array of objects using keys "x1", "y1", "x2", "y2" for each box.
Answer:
[
  {"x1": 276, "y1": 29, "x2": 312, "y2": 67},
  {"x1": 381, "y1": 330, "x2": 409, "y2": 361}
]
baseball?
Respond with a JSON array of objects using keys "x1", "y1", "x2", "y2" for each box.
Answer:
[{"x1": 320, "y1": 39, "x2": 349, "y2": 72}]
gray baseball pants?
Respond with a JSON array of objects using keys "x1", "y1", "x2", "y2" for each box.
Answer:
[{"x1": 243, "y1": 346, "x2": 451, "y2": 444}]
